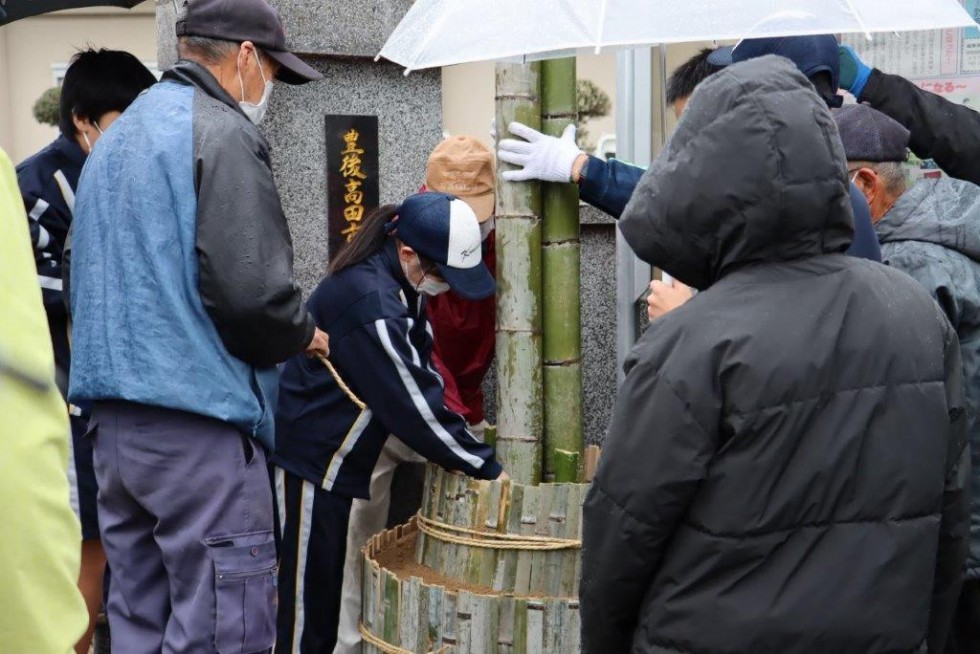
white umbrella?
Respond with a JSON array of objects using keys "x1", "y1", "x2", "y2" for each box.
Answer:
[{"x1": 378, "y1": 0, "x2": 977, "y2": 72}]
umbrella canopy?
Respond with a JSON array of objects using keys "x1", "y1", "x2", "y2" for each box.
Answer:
[
  {"x1": 0, "y1": 0, "x2": 144, "y2": 26},
  {"x1": 379, "y1": 0, "x2": 978, "y2": 71}
]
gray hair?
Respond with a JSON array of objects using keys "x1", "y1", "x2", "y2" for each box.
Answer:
[
  {"x1": 177, "y1": 35, "x2": 240, "y2": 65},
  {"x1": 850, "y1": 160, "x2": 907, "y2": 197}
]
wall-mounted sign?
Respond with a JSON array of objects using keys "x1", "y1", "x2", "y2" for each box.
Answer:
[{"x1": 326, "y1": 114, "x2": 380, "y2": 257}]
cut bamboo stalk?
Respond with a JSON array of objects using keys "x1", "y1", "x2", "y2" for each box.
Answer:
[
  {"x1": 426, "y1": 583, "x2": 443, "y2": 651},
  {"x1": 383, "y1": 569, "x2": 400, "y2": 644},
  {"x1": 553, "y1": 449, "x2": 579, "y2": 484},
  {"x1": 400, "y1": 576, "x2": 420, "y2": 649},
  {"x1": 544, "y1": 598, "x2": 563, "y2": 653},
  {"x1": 584, "y1": 445, "x2": 601, "y2": 482},
  {"x1": 527, "y1": 600, "x2": 545, "y2": 654},
  {"x1": 495, "y1": 61, "x2": 544, "y2": 485},
  {"x1": 457, "y1": 591, "x2": 473, "y2": 653},
  {"x1": 485, "y1": 424, "x2": 497, "y2": 450},
  {"x1": 563, "y1": 600, "x2": 581, "y2": 653},
  {"x1": 442, "y1": 589, "x2": 458, "y2": 649},
  {"x1": 499, "y1": 596, "x2": 516, "y2": 653},
  {"x1": 540, "y1": 57, "x2": 584, "y2": 483},
  {"x1": 545, "y1": 483, "x2": 568, "y2": 596}
]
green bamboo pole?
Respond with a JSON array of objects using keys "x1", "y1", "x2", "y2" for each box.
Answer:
[
  {"x1": 540, "y1": 57, "x2": 583, "y2": 482},
  {"x1": 495, "y1": 62, "x2": 544, "y2": 485}
]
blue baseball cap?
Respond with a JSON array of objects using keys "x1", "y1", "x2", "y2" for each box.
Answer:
[
  {"x1": 394, "y1": 192, "x2": 495, "y2": 300},
  {"x1": 708, "y1": 34, "x2": 841, "y2": 92}
]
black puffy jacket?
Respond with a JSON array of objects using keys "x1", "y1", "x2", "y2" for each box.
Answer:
[{"x1": 581, "y1": 57, "x2": 970, "y2": 654}]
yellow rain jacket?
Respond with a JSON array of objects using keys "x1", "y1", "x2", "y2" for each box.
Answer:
[{"x1": 0, "y1": 147, "x2": 86, "y2": 652}]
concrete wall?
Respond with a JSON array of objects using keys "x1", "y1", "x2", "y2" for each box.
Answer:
[{"x1": 0, "y1": 2, "x2": 158, "y2": 164}]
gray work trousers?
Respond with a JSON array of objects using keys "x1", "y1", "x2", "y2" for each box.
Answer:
[{"x1": 91, "y1": 401, "x2": 276, "y2": 654}]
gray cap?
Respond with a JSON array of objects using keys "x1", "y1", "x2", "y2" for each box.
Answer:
[
  {"x1": 177, "y1": 0, "x2": 322, "y2": 85},
  {"x1": 832, "y1": 104, "x2": 910, "y2": 162}
]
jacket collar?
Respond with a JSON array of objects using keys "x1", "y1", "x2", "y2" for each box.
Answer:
[
  {"x1": 53, "y1": 133, "x2": 87, "y2": 170},
  {"x1": 163, "y1": 59, "x2": 249, "y2": 121}
]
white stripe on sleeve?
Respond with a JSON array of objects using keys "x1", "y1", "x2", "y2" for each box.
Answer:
[
  {"x1": 53, "y1": 170, "x2": 76, "y2": 214},
  {"x1": 28, "y1": 198, "x2": 49, "y2": 222},
  {"x1": 39, "y1": 274, "x2": 63, "y2": 291},
  {"x1": 373, "y1": 319, "x2": 484, "y2": 468}
]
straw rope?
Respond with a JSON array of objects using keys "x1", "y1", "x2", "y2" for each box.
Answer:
[
  {"x1": 415, "y1": 512, "x2": 581, "y2": 551},
  {"x1": 357, "y1": 621, "x2": 449, "y2": 654},
  {"x1": 316, "y1": 354, "x2": 366, "y2": 410}
]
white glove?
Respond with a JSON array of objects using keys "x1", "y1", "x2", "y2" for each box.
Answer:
[{"x1": 498, "y1": 122, "x2": 583, "y2": 183}]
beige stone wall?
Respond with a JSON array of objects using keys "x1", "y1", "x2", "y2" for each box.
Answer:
[
  {"x1": 440, "y1": 52, "x2": 619, "y2": 152},
  {"x1": 0, "y1": 2, "x2": 157, "y2": 165},
  {"x1": 440, "y1": 43, "x2": 724, "y2": 161}
]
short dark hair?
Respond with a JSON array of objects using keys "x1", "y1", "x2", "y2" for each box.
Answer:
[
  {"x1": 666, "y1": 48, "x2": 723, "y2": 107},
  {"x1": 59, "y1": 49, "x2": 157, "y2": 138}
]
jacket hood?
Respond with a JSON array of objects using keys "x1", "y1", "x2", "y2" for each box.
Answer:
[
  {"x1": 876, "y1": 176, "x2": 980, "y2": 263},
  {"x1": 619, "y1": 56, "x2": 854, "y2": 290}
]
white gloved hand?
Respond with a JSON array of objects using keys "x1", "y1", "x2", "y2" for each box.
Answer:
[{"x1": 498, "y1": 122, "x2": 583, "y2": 183}]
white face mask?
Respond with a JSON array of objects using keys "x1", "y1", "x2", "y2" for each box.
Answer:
[
  {"x1": 479, "y1": 217, "x2": 495, "y2": 241},
  {"x1": 81, "y1": 122, "x2": 104, "y2": 154},
  {"x1": 417, "y1": 278, "x2": 451, "y2": 297},
  {"x1": 238, "y1": 51, "x2": 273, "y2": 125},
  {"x1": 403, "y1": 255, "x2": 451, "y2": 296}
]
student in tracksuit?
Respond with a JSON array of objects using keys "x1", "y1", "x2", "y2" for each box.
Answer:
[
  {"x1": 15, "y1": 48, "x2": 155, "y2": 654},
  {"x1": 272, "y1": 192, "x2": 507, "y2": 654}
]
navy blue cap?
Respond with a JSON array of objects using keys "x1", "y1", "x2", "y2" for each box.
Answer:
[
  {"x1": 395, "y1": 192, "x2": 495, "y2": 300},
  {"x1": 708, "y1": 34, "x2": 841, "y2": 92},
  {"x1": 833, "y1": 104, "x2": 910, "y2": 162}
]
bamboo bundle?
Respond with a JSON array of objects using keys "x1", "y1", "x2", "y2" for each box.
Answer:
[
  {"x1": 494, "y1": 62, "x2": 544, "y2": 485},
  {"x1": 362, "y1": 519, "x2": 583, "y2": 654},
  {"x1": 540, "y1": 57, "x2": 584, "y2": 484},
  {"x1": 415, "y1": 465, "x2": 584, "y2": 599}
]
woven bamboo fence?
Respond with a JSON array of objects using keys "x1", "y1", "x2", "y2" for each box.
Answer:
[{"x1": 360, "y1": 466, "x2": 587, "y2": 653}]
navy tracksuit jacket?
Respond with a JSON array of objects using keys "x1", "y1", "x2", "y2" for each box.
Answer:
[{"x1": 271, "y1": 240, "x2": 502, "y2": 499}]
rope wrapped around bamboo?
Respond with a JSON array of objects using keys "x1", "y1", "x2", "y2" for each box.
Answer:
[
  {"x1": 417, "y1": 464, "x2": 587, "y2": 599},
  {"x1": 415, "y1": 512, "x2": 580, "y2": 550},
  {"x1": 358, "y1": 620, "x2": 449, "y2": 654},
  {"x1": 362, "y1": 519, "x2": 584, "y2": 653}
]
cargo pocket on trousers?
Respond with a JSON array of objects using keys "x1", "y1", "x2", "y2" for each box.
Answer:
[{"x1": 207, "y1": 531, "x2": 277, "y2": 654}]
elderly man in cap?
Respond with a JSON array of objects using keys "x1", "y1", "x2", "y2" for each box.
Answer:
[
  {"x1": 837, "y1": 103, "x2": 980, "y2": 653},
  {"x1": 68, "y1": 0, "x2": 328, "y2": 650}
]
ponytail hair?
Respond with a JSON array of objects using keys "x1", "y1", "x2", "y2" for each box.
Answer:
[{"x1": 327, "y1": 204, "x2": 400, "y2": 276}]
